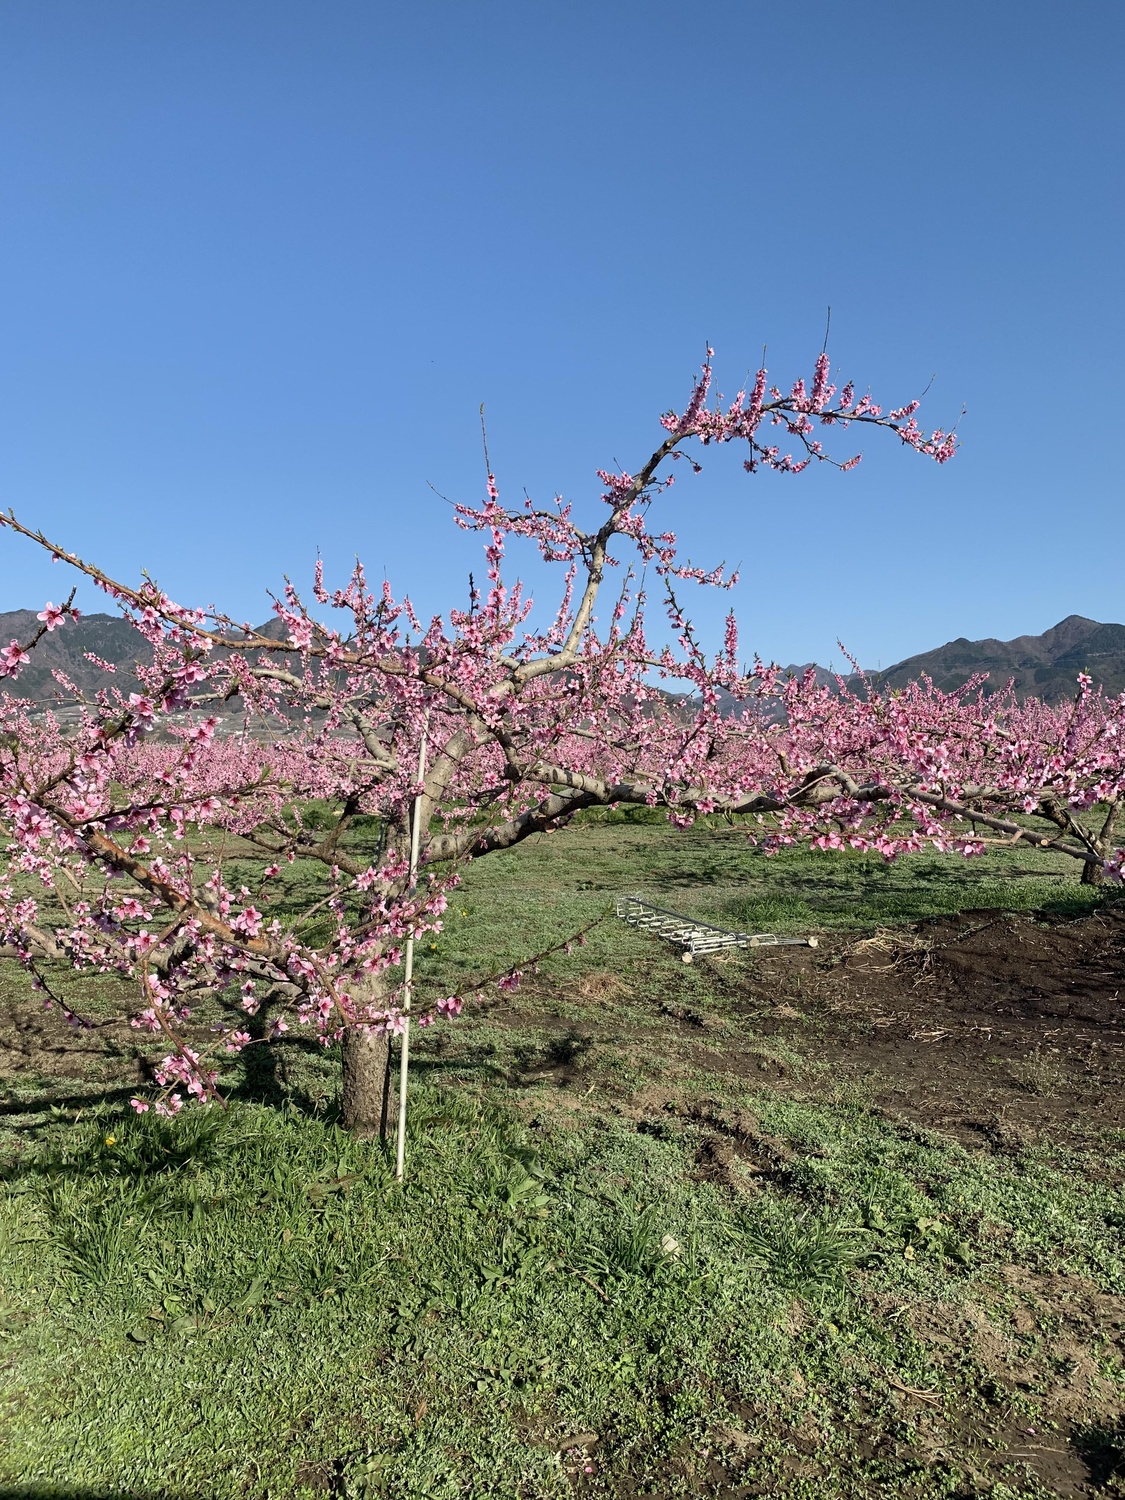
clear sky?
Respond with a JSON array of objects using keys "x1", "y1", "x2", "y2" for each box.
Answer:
[{"x1": 1, "y1": 0, "x2": 1121, "y2": 670}]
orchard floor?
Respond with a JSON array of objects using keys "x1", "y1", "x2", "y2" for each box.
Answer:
[
  {"x1": 692, "y1": 901, "x2": 1125, "y2": 1150},
  {"x1": 1, "y1": 822, "x2": 1124, "y2": 1499}
]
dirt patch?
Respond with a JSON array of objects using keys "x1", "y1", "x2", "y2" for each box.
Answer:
[
  {"x1": 660, "y1": 1097, "x2": 796, "y2": 1193},
  {"x1": 727, "y1": 901, "x2": 1125, "y2": 1149}
]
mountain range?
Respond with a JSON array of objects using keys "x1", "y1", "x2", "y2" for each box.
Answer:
[
  {"x1": 1, "y1": 610, "x2": 1122, "y2": 711},
  {"x1": 0, "y1": 610, "x2": 288, "y2": 713},
  {"x1": 856, "y1": 614, "x2": 1125, "y2": 701}
]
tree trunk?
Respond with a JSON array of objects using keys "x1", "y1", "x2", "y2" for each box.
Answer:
[
  {"x1": 1083, "y1": 802, "x2": 1121, "y2": 887},
  {"x1": 341, "y1": 1025, "x2": 394, "y2": 1136}
]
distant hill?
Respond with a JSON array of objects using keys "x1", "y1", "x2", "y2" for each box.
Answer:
[
  {"x1": 2, "y1": 609, "x2": 1122, "y2": 713},
  {"x1": 866, "y1": 615, "x2": 1125, "y2": 701},
  {"x1": 722, "y1": 615, "x2": 1125, "y2": 717},
  {"x1": 0, "y1": 610, "x2": 145, "y2": 707},
  {"x1": 0, "y1": 609, "x2": 290, "y2": 712}
]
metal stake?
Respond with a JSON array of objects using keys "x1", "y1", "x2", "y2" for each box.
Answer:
[{"x1": 395, "y1": 718, "x2": 428, "y2": 1183}]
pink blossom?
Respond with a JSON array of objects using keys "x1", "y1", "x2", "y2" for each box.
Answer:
[
  {"x1": 232, "y1": 905, "x2": 264, "y2": 938},
  {"x1": 128, "y1": 693, "x2": 156, "y2": 722},
  {"x1": 37, "y1": 602, "x2": 66, "y2": 631},
  {"x1": 0, "y1": 640, "x2": 29, "y2": 676}
]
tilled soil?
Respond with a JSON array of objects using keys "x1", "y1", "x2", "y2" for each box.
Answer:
[{"x1": 729, "y1": 900, "x2": 1125, "y2": 1151}]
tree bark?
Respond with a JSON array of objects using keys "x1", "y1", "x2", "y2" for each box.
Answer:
[
  {"x1": 1082, "y1": 802, "x2": 1120, "y2": 887},
  {"x1": 341, "y1": 1025, "x2": 394, "y2": 1137}
]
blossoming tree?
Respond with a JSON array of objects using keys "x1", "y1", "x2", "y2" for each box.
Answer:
[
  {"x1": 715, "y1": 666, "x2": 1124, "y2": 883},
  {"x1": 0, "y1": 349, "x2": 1118, "y2": 1133}
]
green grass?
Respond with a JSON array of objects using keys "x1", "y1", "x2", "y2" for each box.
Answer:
[
  {"x1": 1, "y1": 820, "x2": 1122, "y2": 1497},
  {"x1": 4, "y1": 1088, "x2": 1124, "y2": 1498},
  {"x1": 3, "y1": 1087, "x2": 1124, "y2": 1497}
]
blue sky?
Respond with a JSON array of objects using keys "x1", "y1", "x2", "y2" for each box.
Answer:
[{"x1": 1, "y1": 0, "x2": 1121, "y2": 669}]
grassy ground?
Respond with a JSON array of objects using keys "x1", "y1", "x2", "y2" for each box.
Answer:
[{"x1": 1, "y1": 821, "x2": 1123, "y2": 1498}]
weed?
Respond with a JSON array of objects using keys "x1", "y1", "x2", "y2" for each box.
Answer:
[
  {"x1": 600, "y1": 1202, "x2": 665, "y2": 1276},
  {"x1": 1009, "y1": 1047, "x2": 1070, "y2": 1097},
  {"x1": 47, "y1": 1180, "x2": 155, "y2": 1289},
  {"x1": 739, "y1": 1210, "x2": 863, "y2": 1297}
]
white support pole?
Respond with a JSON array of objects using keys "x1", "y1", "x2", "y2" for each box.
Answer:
[{"x1": 395, "y1": 718, "x2": 428, "y2": 1183}]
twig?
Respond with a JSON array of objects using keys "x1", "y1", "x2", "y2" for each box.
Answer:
[
  {"x1": 565, "y1": 1265, "x2": 610, "y2": 1302},
  {"x1": 885, "y1": 1374, "x2": 941, "y2": 1405}
]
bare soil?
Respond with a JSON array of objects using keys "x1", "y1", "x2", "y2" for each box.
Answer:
[{"x1": 734, "y1": 900, "x2": 1125, "y2": 1151}]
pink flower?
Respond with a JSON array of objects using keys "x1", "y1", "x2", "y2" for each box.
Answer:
[
  {"x1": 37, "y1": 602, "x2": 66, "y2": 631},
  {"x1": 286, "y1": 617, "x2": 313, "y2": 649},
  {"x1": 128, "y1": 693, "x2": 156, "y2": 723},
  {"x1": 188, "y1": 717, "x2": 218, "y2": 744},
  {"x1": 232, "y1": 905, "x2": 263, "y2": 938},
  {"x1": 0, "y1": 640, "x2": 29, "y2": 676}
]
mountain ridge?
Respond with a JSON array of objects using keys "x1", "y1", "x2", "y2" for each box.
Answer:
[
  {"x1": 760, "y1": 615, "x2": 1125, "y2": 704},
  {"x1": 859, "y1": 613, "x2": 1125, "y2": 700},
  {"x1": 1, "y1": 610, "x2": 1122, "y2": 709}
]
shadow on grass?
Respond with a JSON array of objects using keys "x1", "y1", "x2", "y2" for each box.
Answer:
[
  {"x1": 1036, "y1": 890, "x2": 1122, "y2": 920},
  {"x1": 226, "y1": 1032, "x2": 331, "y2": 1114},
  {"x1": 0, "y1": 1023, "x2": 335, "y2": 1131},
  {"x1": 0, "y1": 1083, "x2": 145, "y2": 1127},
  {"x1": 404, "y1": 1031, "x2": 598, "y2": 1090},
  {"x1": 0, "y1": 1490, "x2": 189, "y2": 1499},
  {"x1": 0, "y1": 1041, "x2": 509, "y2": 1171},
  {"x1": 510, "y1": 1028, "x2": 594, "y2": 1076},
  {"x1": 0, "y1": 1103, "x2": 233, "y2": 1190}
]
